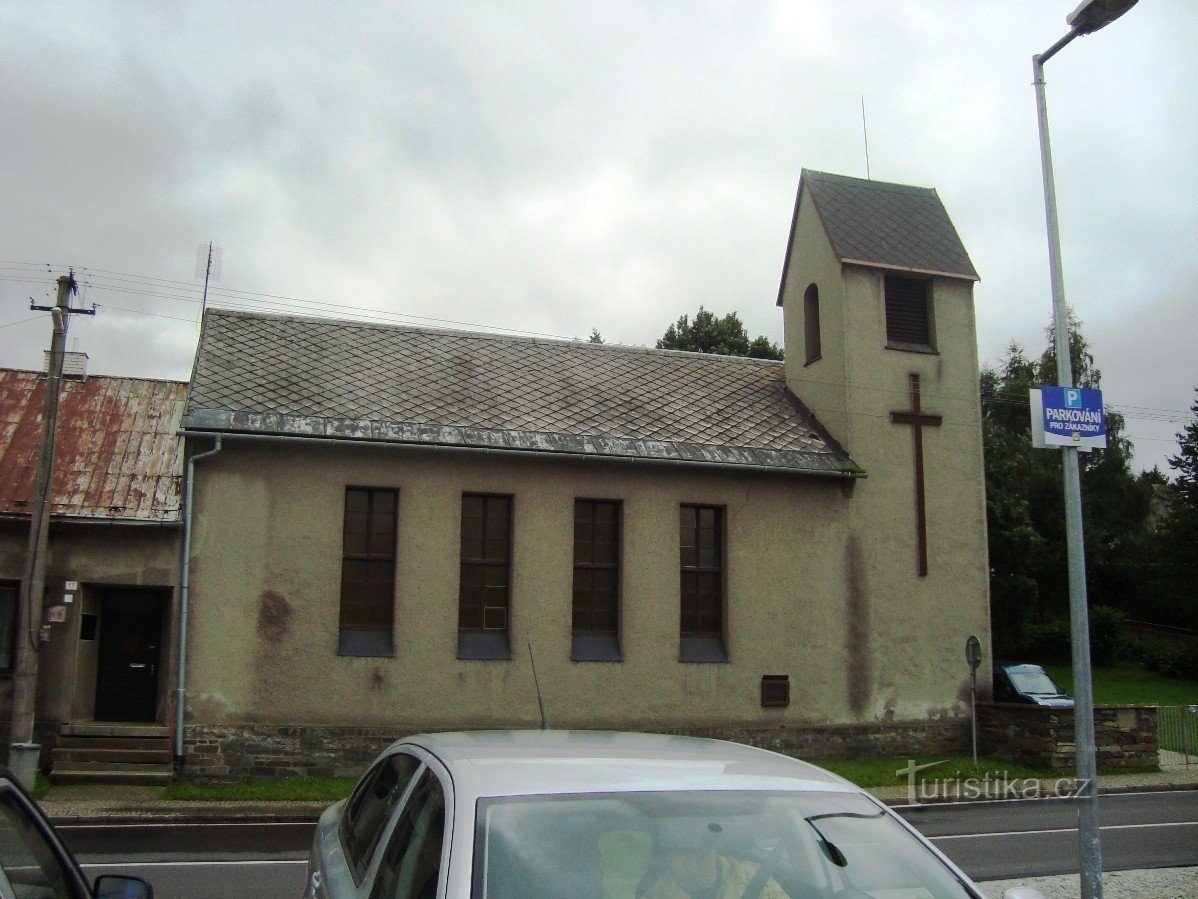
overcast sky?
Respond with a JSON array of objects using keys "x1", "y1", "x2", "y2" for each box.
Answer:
[{"x1": 1, "y1": 1, "x2": 1194, "y2": 472}]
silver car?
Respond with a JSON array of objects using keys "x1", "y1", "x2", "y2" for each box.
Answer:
[{"x1": 304, "y1": 730, "x2": 1008, "y2": 899}]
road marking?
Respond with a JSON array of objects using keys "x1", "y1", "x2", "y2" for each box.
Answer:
[
  {"x1": 83, "y1": 859, "x2": 308, "y2": 869},
  {"x1": 890, "y1": 788, "x2": 1198, "y2": 811},
  {"x1": 930, "y1": 820, "x2": 1198, "y2": 841},
  {"x1": 57, "y1": 821, "x2": 314, "y2": 829}
]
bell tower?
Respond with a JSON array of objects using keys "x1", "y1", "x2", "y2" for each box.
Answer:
[{"x1": 775, "y1": 169, "x2": 990, "y2": 721}]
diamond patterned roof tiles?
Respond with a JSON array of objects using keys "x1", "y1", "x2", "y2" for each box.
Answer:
[
  {"x1": 184, "y1": 309, "x2": 854, "y2": 475},
  {"x1": 801, "y1": 169, "x2": 978, "y2": 281}
]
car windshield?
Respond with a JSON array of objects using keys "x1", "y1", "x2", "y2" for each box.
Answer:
[
  {"x1": 1007, "y1": 668, "x2": 1062, "y2": 695},
  {"x1": 472, "y1": 790, "x2": 975, "y2": 899}
]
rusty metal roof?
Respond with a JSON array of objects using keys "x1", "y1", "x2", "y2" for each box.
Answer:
[
  {"x1": 0, "y1": 369, "x2": 186, "y2": 523},
  {"x1": 184, "y1": 309, "x2": 856, "y2": 475}
]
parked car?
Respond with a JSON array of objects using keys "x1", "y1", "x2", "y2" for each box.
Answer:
[
  {"x1": 0, "y1": 767, "x2": 152, "y2": 898},
  {"x1": 305, "y1": 730, "x2": 1047, "y2": 898},
  {"x1": 993, "y1": 662, "x2": 1075, "y2": 708}
]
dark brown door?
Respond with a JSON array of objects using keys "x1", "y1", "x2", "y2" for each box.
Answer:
[{"x1": 95, "y1": 590, "x2": 164, "y2": 723}]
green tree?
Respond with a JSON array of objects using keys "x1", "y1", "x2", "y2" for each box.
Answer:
[
  {"x1": 1153, "y1": 389, "x2": 1198, "y2": 626},
  {"x1": 981, "y1": 320, "x2": 1156, "y2": 656},
  {"x1": 587, "y1": 328, "x2": 604, "y2": 344},
  {"x1": 657, "y1": 307, "x2": 783, "y2": 360}
]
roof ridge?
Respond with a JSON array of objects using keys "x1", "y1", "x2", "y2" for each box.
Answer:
[
  {"x1": 804, "y1": 168, "x2": 937, "y2": 195},
  {"x1": 0, "y1": 367, "x2": 187, "y2": 386},
  {"x1": 206, "y1": 306, "x2": 785, "y2": 368}
]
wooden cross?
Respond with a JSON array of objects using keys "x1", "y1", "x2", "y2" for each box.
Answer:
[{"x1": 890, "y1": 373, "x2": 942, "y2": 577}]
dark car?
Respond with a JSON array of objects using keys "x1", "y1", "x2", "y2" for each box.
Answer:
[
  {"x1": 0, "y1": 767, "x2": 152, "y2": 898},
  {"x1": 993, "y1": 662, "x2": 1075, "y2": 708}
]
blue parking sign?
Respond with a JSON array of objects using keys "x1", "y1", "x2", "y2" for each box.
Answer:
[{"x1": 1029, "y1": 386, "x2": 1107, "y2": 451}]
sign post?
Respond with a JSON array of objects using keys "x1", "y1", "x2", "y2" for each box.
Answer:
[{"x1": 966, "y1": 636, "x2": 982, "y2": 766}]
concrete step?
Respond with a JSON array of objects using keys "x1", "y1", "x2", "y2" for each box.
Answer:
[
  {"x1": 52, "y1": 747, "x2": 172, "y2": 766},
  {"x1": 49, "y1": 766, "x2": 173, "y2": 786},
  {"x1": 59, "y1": 723, "x2": 169, "y2": 739},
  {"x1": 56, "y1": 736, "x2": 170, "y2": 752}
]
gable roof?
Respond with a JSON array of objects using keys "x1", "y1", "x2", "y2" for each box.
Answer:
[
  {"x1": 0, "y1": 369, "x2": 187, "y2": 523},
  {"x1": 183, "y1": 309, "x2": 856, "y2": 476},
  {"x1": 777, "y1": 169, "x2": 978, "y2": 305}
]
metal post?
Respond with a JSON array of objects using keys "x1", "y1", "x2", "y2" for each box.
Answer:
[
  {"x1": 8, "y1": 275, "x2": 75, "y2": 789},
  {"x1": 1034, "y1": 48, "x2": 1103, "y2": 899}
]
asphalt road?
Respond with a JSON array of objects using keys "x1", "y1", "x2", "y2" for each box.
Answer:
[{"x1": 57, "y1": 790, "x2": 1198, "y2": 898}]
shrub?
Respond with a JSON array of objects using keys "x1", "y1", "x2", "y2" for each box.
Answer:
[{"x1": 1089, "y1": 605, "x2": 1129, "y2": 666}]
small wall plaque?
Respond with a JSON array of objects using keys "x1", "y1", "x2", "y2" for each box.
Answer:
[{"x1": 46, "y1": 605, "x2": 67, "y2": 624}]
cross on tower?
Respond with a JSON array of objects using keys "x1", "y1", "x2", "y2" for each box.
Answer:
[{"x1": 890, "y1": 373, "x2": 942, "y2": 577}]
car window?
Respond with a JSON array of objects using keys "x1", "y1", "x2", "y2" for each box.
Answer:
[
  {"x1": 472, "y1": 791, "x2": 973, "y2": 899},
  {"x1": 341, "y1": 753, "x2": 423, "y2": 883},
  {"x1": 0, "y1": 787, "x2": 79, "y2": 899},
  {"x1": 370, "y1": 769, "x2": 446, "y2": 899}
]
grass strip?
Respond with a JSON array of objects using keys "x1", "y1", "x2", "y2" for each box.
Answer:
[{"x1": 160, "y1": 776, "x2": 356, "y2": 802}]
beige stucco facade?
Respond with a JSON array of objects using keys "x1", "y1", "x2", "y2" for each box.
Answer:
[
  {"x1": 184, "y1": 432, "x2": 984, "y2": 734},
  {"x1": 0, "y1": 521, "x2": 179, "y2": 729}
]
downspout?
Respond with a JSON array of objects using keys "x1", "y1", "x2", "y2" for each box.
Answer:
[{"x1": 174, "y1": 436, "x2": 222, "y2": 761}]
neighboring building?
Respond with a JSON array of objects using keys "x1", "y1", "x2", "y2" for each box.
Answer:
[
  {"x1": 0, "y1": 360, "x2": 186, "y2": 780},
  {"x1": 178, "y1": 169, "x2": 990, "y2": 778}
]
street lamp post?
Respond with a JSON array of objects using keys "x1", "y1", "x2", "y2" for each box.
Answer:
[{"x1": 1032, "y1": 2, "x2": 1137, "y2": 898}]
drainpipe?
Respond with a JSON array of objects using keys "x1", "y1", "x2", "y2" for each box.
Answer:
[{"x1": 174, "y1": 436, "x2": 222, "y2": 761}]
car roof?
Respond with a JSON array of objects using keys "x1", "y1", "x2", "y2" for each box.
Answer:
[{"x1": 393, "y1": 730, "x2": 859, "y2": 800}]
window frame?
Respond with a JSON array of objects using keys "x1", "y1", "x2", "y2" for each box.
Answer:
[
  {"x1": 338, "y1": 486, "x2": 399, "y2": 658},
  {"x1": 571, "y1": 498, "x2": 622, "y2": 662},
  {"x1": 803, "y1": 283, "x2": 822, "y2": 365},
  {"x1": 678, "y1": 504, "x2": 728, "y2": 663},
  {"x1": 0, "y1": 580, "x2": 19, "y2": 677},
  {"x1": 457, "y1": 493, "x2": 514, "y2": 660},
  {"x1": 883, "y1": 274, "x2": 937, "y2": 353}
]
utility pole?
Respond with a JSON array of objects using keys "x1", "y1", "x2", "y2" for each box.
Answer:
[{"x1": 8, "y1": 273, "x2": 93, "y2": 790}]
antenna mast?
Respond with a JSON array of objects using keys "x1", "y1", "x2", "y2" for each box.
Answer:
[
  {"x1": 527, "y1": 639, "x2": 547, "y2": 730},
  {"x1": 861, "y1": 96, "x2": 871, "y2": 180},
  {"x1": 196, "y1": 242, "x2": 223, "y2": 313}
]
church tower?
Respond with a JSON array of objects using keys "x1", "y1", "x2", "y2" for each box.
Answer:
[{"x1": 776, "y1": 170, "x2": 990, "y2": 720}]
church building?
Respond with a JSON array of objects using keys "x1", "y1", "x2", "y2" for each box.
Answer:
[{"x1": 177, "y1": 169, "x2": 989, "y2": 777}]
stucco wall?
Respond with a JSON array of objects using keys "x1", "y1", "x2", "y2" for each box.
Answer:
[
  {"x1": 0, "y1": 520, "x2": 180, "y2": 725},
  {"x1": 779, "y1": 186, "x2": 992, "y2": 726},
  {"x1": 183, "y1": 438, "x2": 983, "y2": 737}
]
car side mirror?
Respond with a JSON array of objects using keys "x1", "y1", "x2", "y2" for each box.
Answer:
[
  {"x1": 1003, "y1": 889, "x2": 1049, "y2": 899},
  {"x1": 94, "y1": 874, "x2": 153, "y2": 899}
]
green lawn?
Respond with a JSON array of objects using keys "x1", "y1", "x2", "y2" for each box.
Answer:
[
  {"x1": 817, "y1": 755, "x2": 1056, "y2": 789},
  {"x1": 1046, "y1": 662, "x2": 1198, "y2": 706},
  {"x1": 160, "y1": 776, "x2": 356, "y2": 802}
]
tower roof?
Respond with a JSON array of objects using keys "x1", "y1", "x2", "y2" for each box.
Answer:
[{"x1": 777, "y1": 169, "x2": 979, "y2": 305}]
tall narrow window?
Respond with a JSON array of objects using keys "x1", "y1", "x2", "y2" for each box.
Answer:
[
  {"x1": 339, "y1": 487, "x2": 397, "y2": 656},
  {"x1": 679, "y1": 505, "x2": 727, "y2": 662},
  {"x1": 572, "y1": 499, "x2": 621, "y2": 662},
  {"x1": 884, "y1": 275, "x2": 934, "y2": 350},
  {"x1": 0, "y1": 581, "x2": 18, "y2": 675},
  {"x1": 804, "y1": 283, "x2": 821, "y2": 364},
  {"x1": 458, "y1": 494, "x2": 512, "y2": 660}
]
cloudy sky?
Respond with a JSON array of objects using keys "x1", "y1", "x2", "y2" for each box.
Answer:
[{"x1": 1, "y1": 1, "x2": 1194, "y2": 472}]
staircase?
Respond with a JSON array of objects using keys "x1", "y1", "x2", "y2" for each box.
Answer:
[{"x1": 50, "y1": 723, "x2": 173, "y2": 785}]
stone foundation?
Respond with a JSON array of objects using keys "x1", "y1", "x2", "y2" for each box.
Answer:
[
  {"x1": 979, "y1": 703, "x2": 1158, "y2": 771},
  {"x1": 181, "y1": 718, "x2": 970, "y2": 780}
]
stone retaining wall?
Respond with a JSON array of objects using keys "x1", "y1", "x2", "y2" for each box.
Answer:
[
  {"x1": 182, "y1": 718, "x2": 970, "y2": 780},
  {"x1": 979, "y1": 703, "x2": 1157, "y2": 771}
]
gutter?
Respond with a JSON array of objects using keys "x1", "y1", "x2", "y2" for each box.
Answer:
[
  {"x1": 176, "y1": 429, "x2": 863, "y2": 480},
  {"x1": 173, "y1": 435, "x2": 222, "y2": 761}
]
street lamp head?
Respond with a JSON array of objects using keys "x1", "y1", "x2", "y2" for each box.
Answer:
[{"x1": 1067, "y1": 0, "x2": 1138, "y2": 35}]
